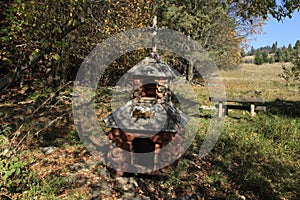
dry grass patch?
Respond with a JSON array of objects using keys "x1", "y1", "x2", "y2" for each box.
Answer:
[{"x1": 220, "y1": 63, "x2": 299, "y2": 101}]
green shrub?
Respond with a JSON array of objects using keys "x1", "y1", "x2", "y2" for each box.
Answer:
[
  {"x1": 280, "y1": 55, "x2": 300, "y2": 89},
  {"x1": 0, "y1": 155, "x2": 31, "y2": 193}
]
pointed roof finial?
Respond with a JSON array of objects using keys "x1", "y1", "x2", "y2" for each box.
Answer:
[{"x1": 151, "y1": 16, "x2": 159, "y2": 60}]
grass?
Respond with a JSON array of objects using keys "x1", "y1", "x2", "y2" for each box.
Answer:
[
  {"x1": 210, "y1": 114, "x2": 300, "y2": 199},
  {"x1": 156, "y1": 62, "x2": 300, "y2": 199},
  {"x1": 154, "y1": 111, "x2": 299, "y2": 199},
  {"x1": 220, "y1": 62, "x2": 299, "y2": 101}
]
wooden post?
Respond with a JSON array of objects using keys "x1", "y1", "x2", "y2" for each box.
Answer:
[
  {"x1": 218, "y1": 102, "x2": 223, "y2": 118},
  {"x1": 250, "y1": 104, "x2": 255, "y2": 116},
  {"x1": 152, "y1": 16, "x2": 157, "y2": 54}
]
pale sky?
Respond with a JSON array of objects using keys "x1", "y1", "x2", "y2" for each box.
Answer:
[{"x1": 249, "y1": 11, "x2": 300, "y2": 49}]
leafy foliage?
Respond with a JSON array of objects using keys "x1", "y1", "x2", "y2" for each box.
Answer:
[
  {"x1": 0, "y1": 0, "x2": 265, "y2": 91},
  {"x1": 280, "y1": 55, "x2": 300, "y2": 89},
  {"x1": 1, "y1": 0, "x2": 153, "y2": 91},
  {"x1": 156, "y1": 0, "x2": 259, "y2": 69},
  {"x1": 0, "y1": 153, "x2": 31, "y2": 193},
  {"x1": 225, "y1": 0, "x2": 300, "y2": 20},
  {"x1": 254, "y1": 51, "x2": 263, "y2": 65}
]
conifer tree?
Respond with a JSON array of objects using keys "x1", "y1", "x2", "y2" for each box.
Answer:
[
  {"x1": 275, "y1": 50, "x2": 283, "y2": 62},
  {"x1": 271, "y1": 42, "x2": 278, "y2": 53},
  {"x1": 262, "y1": 51, "x2": 269, "y2": 63},
  {"x1": 254, "y1": 51, "x2": 263, "y2": 65}
]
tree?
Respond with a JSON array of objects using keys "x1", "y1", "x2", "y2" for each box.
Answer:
[
  {"x1": 1, "y1": 0, "x2": 87, "y2": 92},
  {"x1": 293, "y1": 40, "x2": 300, "y2": 57},
  {"x1": 280, "y1": 55, "x2": 300, "y2": 89},
  {"x1": 282, "y1": 45, "x2": 287, "y2": 51},
  {"x1": 240, "y1": 48, "x2": 246, "y2": 57},
  {"x1": 248, "y1": 46, "x2": 256, "y2": 56},
  {"x1": 254, "y1": 51, "x2": 263, "y2": 65},
  {"x1": 271, "y1": 41, "x2": 278, "y2": 53},
  {"x1": 1, "y1": 0, "x2": 300, "y2": 93},
  {"x1": 224, "y1": 0, "x2": 300, "y2": 21},
  {"x1": 155, "y1": 0, "x2": 265, "y2": 75},
  {"x1": 269, "y1": 56, "x2": 275, "y2": 64},
  {"x1": 288, "y1": 43, "x2": 293, "y2": 51},
  {"x1": 294, "y1": 40, "x2": 300, "y2": 50},
  {"x1": 283, "y1": 49, "x2": 293, "y2": 62},
  {"x1": 262, "y1": 51, "x2": 269, "y2": 63},
  {"x1": 275, "y1": 49, "x2": 283, "y2": 62},
  {"x1": 0, "y1": 0, "x2": 154, "y2": 92}
]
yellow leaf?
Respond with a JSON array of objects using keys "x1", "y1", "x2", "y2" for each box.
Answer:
[{"x1": 52, "y1": 54, "x2": 60, "y2": 61}]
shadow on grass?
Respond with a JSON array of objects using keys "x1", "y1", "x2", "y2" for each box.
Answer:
[
  {"x1": 210, "y1": 132, "x2": 299, "y2": 199},
  {"x1": 265, "y1": 98, "x2": 300, "y2": 118},
  {"x1": 0, "y1": 93, "x2": 80, "y2": 148}
]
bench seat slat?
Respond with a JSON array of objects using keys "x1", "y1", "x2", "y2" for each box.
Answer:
[{"x1": 209, "y1": 97, "x2": 265, "y2": 103}]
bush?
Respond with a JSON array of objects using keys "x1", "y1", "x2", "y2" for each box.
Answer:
[
  {"x1": 0, "y1": 154, "x2": 32, "y2": 193},
  {"x1": 262, "y1": 51, "x2": 269, "y2": 63},
  {"x1": 279, "y1": 55, "x2": 300, "y2": 89},
  {"x1": 269, "y1": 56, "x2": 275, "y2": 64},
  {"x1": 254, "y1": 51, "x2": 263, "y2": 65}
]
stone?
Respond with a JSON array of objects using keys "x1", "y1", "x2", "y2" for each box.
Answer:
[
  {"x1": 69, "y1": 162, "x2": 88, "y2": 171},
  {"x1": 122, "y1": 193, "x2": 151, "y2": 200},
  {"x1": 91, "y1": 190, "x2": 101, "y2": 200},
  {"x1": 116, "y1": 177, "x2": 139, "y2": 191},
  {"x1": 39, "y1": 146, "x2": 56, "y2": 155}
]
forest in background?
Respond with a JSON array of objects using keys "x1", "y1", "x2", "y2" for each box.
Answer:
[
  {"x1": 1, "y1": 0, "x2": 300, "y2": 93},
  {"x1": 241, "y1": 40, "x2": 300, "y2": 89},
  {"x1": 243, "y1": 40, "x2": 300, "y2": 64}
]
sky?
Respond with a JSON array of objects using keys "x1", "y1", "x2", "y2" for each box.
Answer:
[{"x1": 248, "y1": 11, "x2": 300, "y2": 49}]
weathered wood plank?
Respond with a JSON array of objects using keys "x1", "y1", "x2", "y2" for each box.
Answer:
[
  {"x1": 223, "y1": 105, "x2": 267, "y2": 111},
  {"x1": 210, "y1": 97, "x2": 265, "y2": 103}
]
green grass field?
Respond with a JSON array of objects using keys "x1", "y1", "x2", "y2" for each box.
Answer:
[
  {"x1": 221, "y1": 63, "x2": 299, "y2": 101},
  {"x1": 192, "y1": 62, "x2": 300, "y2": 199}
]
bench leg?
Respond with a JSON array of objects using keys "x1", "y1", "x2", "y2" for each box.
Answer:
[
  {"x1": 250, "y1": 104, "x2": 255, "y2": 116},
  {"x1": 218, "y1": 102, "x2": 223, "y2": 118}
]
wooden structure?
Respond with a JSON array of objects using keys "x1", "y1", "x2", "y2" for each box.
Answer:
[
  {"x1": 104, "y1": 56, "x2": 188, "y2": 176},
  {"x1": 209, "y1": 97, "x2": 266, "y2": 117}
]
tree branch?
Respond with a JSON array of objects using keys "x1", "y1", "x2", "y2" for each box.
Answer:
[{"x1": 0, "y1": 19, "x2": 83, "y2": 95}]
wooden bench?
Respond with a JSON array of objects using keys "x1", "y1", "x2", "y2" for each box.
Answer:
[{"x1": 209, "y1": 97, "x2": 266, "y2": 117}]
